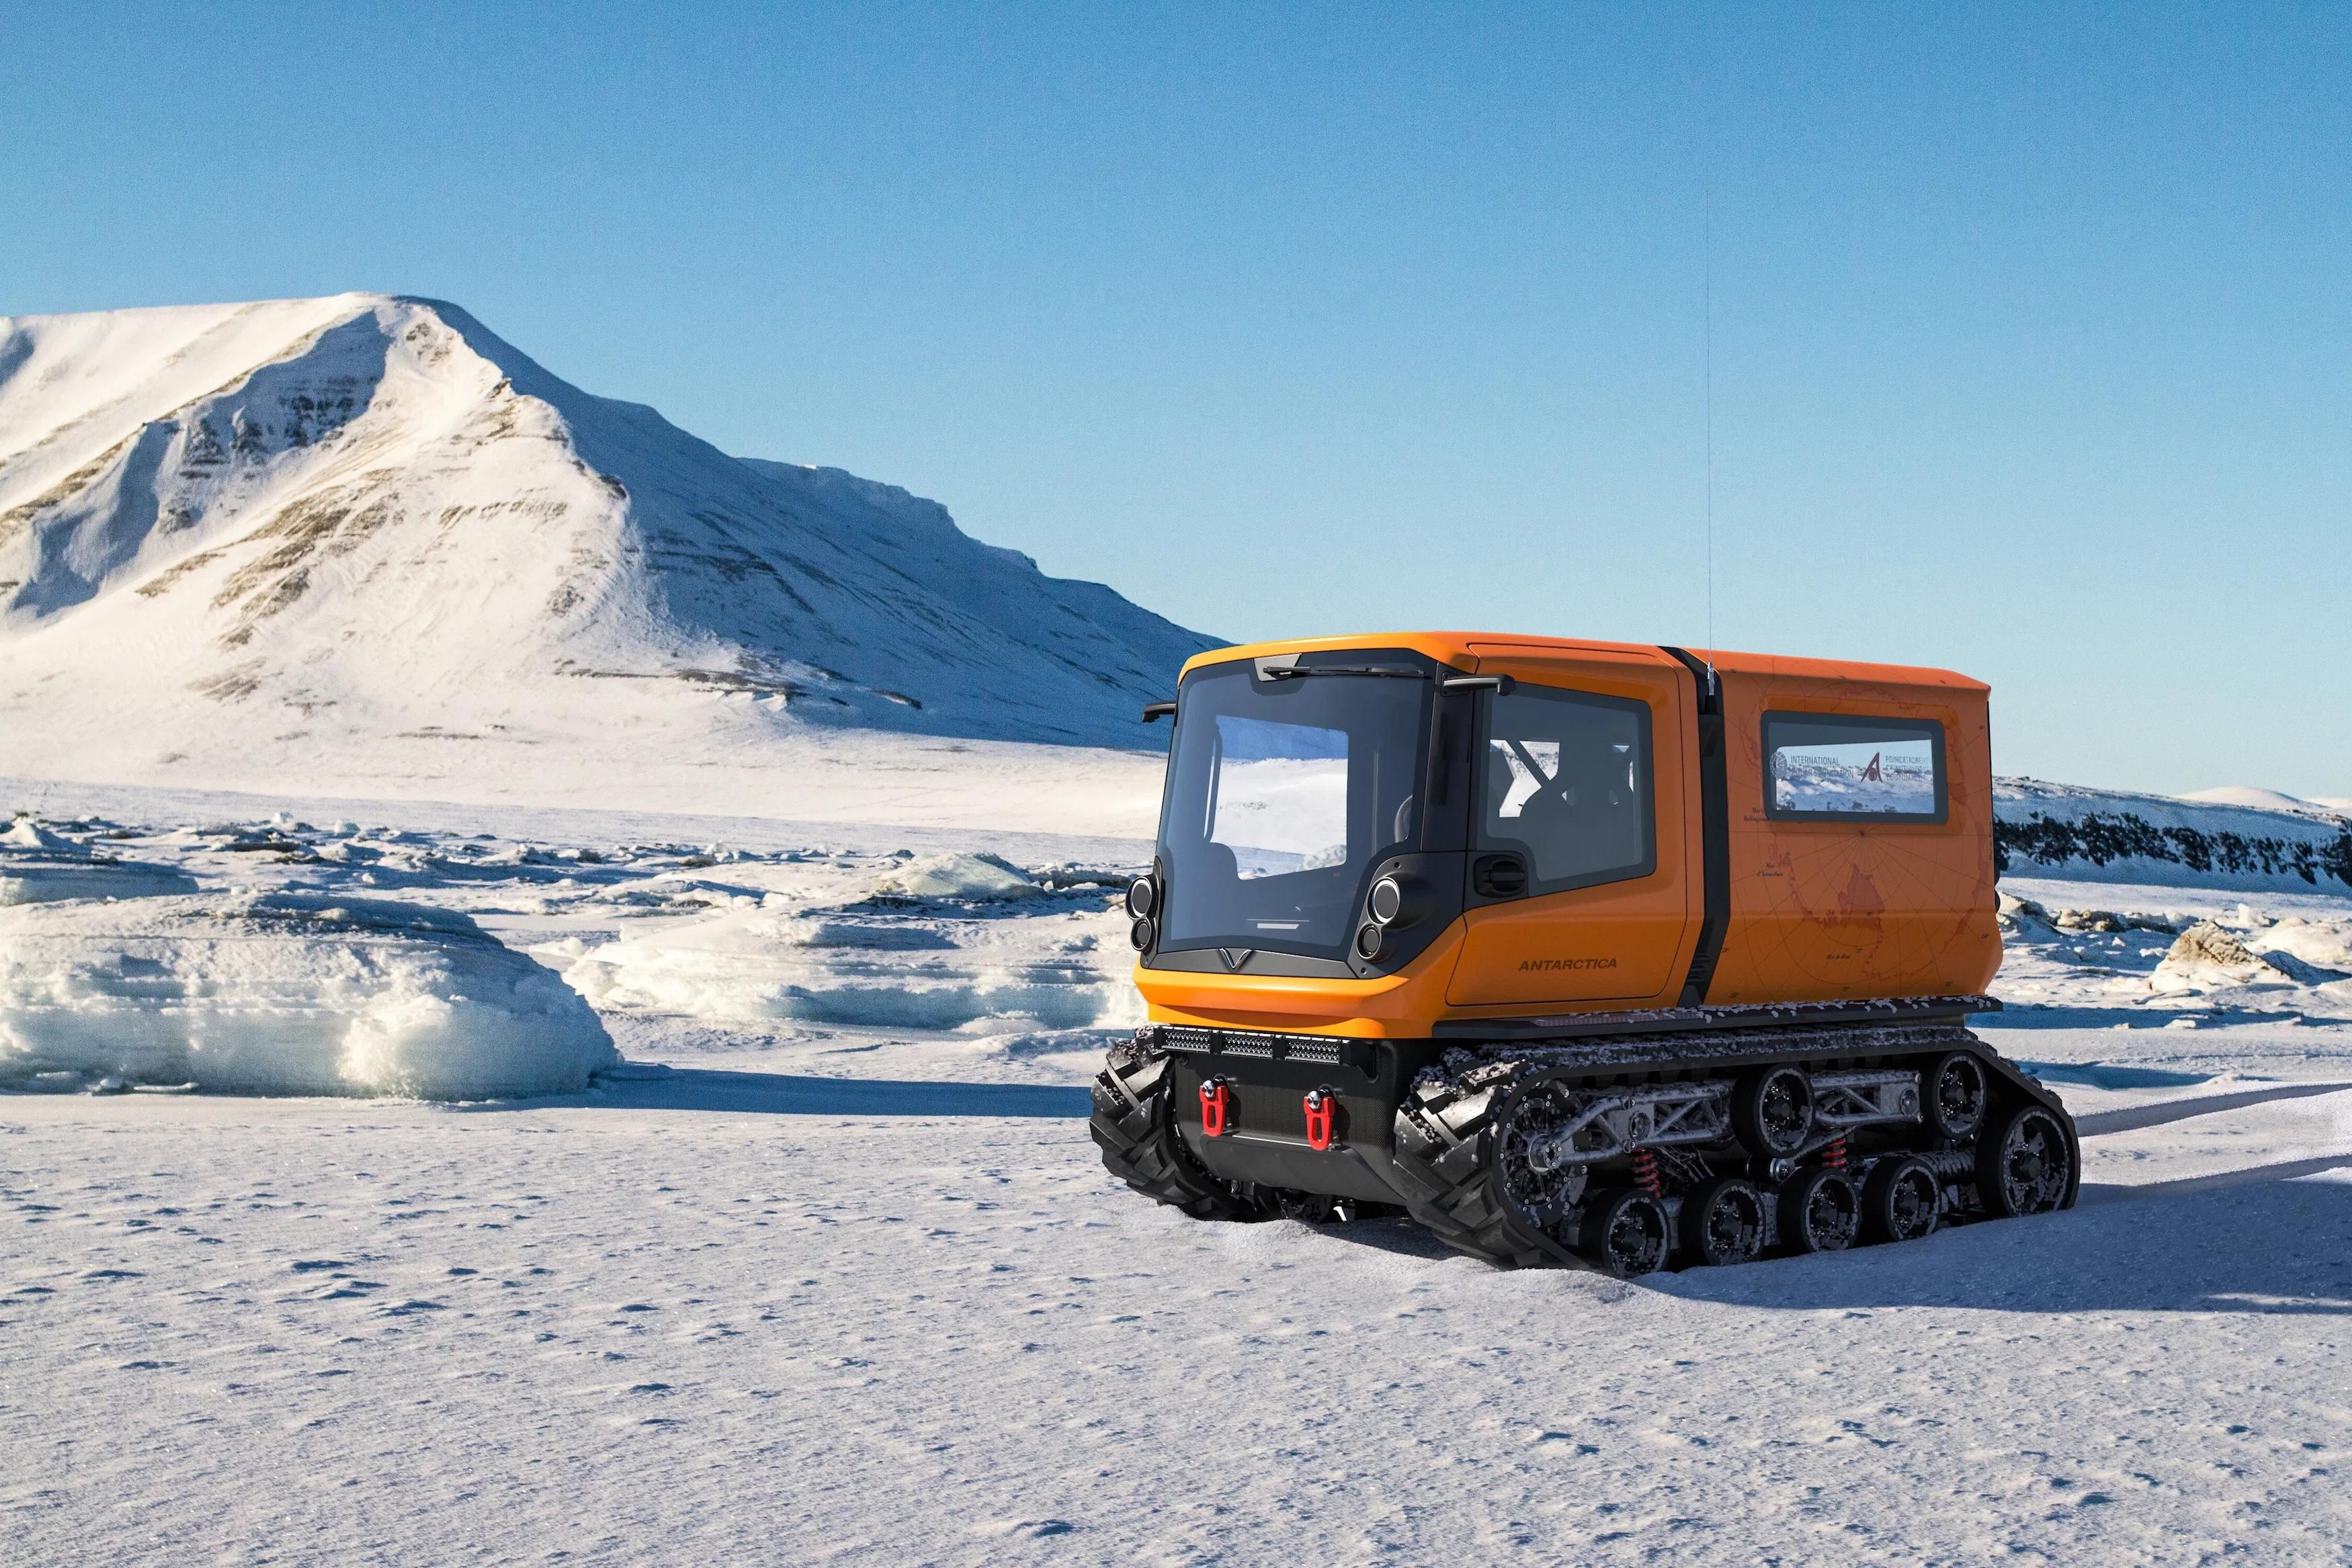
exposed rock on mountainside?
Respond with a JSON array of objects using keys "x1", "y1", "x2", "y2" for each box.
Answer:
[
  {"x1": 0, "y1": 295, "x2": 1209, "y2": 828},
  {"x1": 1995, "y1": 779, "x2": 2352, "y2": 894}
]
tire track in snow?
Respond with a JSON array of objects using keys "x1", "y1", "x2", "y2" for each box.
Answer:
[
  {"x1": 2073, "y1": 1081, "x2": 2352, "y2": 1206},
  {"x1": 2074, "y1": 1081, "x2": 2352, "y2": 1137},
  {"x1": 2079, "y1": 1153, "x2": 2352, "y2": 1205}
]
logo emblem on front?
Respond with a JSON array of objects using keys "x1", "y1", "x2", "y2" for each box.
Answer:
[{"x1": 1218, "y1": 948, "x2": 1254, "y2": 971}]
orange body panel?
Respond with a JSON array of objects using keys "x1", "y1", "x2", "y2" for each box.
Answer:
[
  {"x1": 1132, "y1": 632, "x2": 2000, "y2": 1037},
  {"x1": 1138, "y1": 922, "x2": 1470, "y2": 1038},
  {"x1": 1691, "y1": 650, "x2": 2001, "y2": 1004},
  {"x1": 1441, "y1": 644, "x2": 1697, "y2": 1010}
]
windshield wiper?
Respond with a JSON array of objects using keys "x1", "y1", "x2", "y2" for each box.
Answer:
[{"x1": 1257, "y1": 664, "x2": 1430, "y2": 681}]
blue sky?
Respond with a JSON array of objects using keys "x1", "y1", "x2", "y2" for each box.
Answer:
[{"x1": 5, "y1": 3, "x2": 2346, "y2": 797}]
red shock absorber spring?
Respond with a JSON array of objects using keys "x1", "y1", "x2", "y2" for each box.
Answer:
[
  {"x1": 1822, "y1": 1135, "x2": 1847, "y2": 1171},
  {"x1": 1629, "y1": 1145, "x2": 1662, "y2": 1199}
]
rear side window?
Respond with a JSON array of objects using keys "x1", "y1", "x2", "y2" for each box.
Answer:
[
  {"x1": 1476, "y1": 685, "x2": 1654, "y2": 891},
  {"x1": 1764, "y1": 713, "x2": 1947, "y2": 822}
]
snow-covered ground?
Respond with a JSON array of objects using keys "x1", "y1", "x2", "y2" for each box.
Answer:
[{"x1": 5, "y1": 781, "x2": 2352, "y2": 1563}]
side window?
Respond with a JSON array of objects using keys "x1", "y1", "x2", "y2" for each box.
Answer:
[
  {"x1": 1763, "y1": 713, "x2": 1947, "y2": 822},
  {"x1": 1476, "y1": 685, "x2": 1655, "y2": 891}
]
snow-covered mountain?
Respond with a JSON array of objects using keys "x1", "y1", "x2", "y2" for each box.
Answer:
[{"x1": 0, "y1": 295, "x2": 1208, "y2": 831}]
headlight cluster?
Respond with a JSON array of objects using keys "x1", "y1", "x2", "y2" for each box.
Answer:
[
  {"x1": 1355, "y1": 871, "x2": 1427, "y2": 963},
  {"x1": 1126, "y1": 875, "x2": 1157, "y2": 950}
]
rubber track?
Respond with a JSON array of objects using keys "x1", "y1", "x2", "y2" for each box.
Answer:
[
  {"x1": 1390, "y1": 1059, "x2": 1575, "y2": 1267},
  {"x1": 1388, "y1": 1022, "x2": 2078, "y2": 1269},
  {"x1": 1090, "y1": 1037, "x2": 1263, "y2": 1221}
]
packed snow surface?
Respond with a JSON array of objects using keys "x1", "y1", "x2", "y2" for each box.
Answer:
[
  {"x1": 0, "y1": 295, "x2": 1207, "y2": 833},
  {"x1": 0, "y1": 782, "x2": 2348, "y2": 1560}
]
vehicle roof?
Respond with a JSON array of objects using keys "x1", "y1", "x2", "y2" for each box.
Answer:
[{"x1": 1179, "y1": 631, "x2": 1987, "y2": 693}]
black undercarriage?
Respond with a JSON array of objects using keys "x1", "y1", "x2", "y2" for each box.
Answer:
[{"x1": 1090, "y1": 1002, "x2": 2079, "y2": 1276}]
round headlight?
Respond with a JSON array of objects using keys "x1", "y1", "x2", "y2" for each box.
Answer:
[
  {"x1": 1353, "y1": 921, "x2": 1386, "y2": 961},
  {"x1": 1368, "y1": 874, "x2": 1403, "y2": 926},
  {"x1": 1125, "y1": 875, "x2": 1158, "y2": 920},
  {"x1": 1129, "y1": 916, "x2": 1156, "y2": 951}
]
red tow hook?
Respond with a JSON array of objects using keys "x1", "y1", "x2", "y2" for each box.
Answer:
[
  {"x1": 1302, "y1": 1087, "x2": 1341, "y2": 1151},
  {"x1": 1199, "y1": 1078, "x2": 1234, "y2": 1138}
]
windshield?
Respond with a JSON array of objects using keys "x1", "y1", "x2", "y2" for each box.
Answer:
[{"x1": 1154, "y1": 654, "x2": 1431, "y2": 961}]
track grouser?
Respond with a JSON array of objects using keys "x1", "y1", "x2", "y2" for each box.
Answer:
[{"x1": 1091, "y1": 633, "x2": 2076, "y2": 1276}]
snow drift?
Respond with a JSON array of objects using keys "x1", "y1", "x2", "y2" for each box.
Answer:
[
  {"x1": 556, "y1": 854, "x2": 1138, "y2": 1033},
  {"x1": 1, "y1": 814, "x2": 198, "y2": 904},
  {"x1": 0, "y1": 294, "x2": 1208, "y2": 833},
  {"x1": 0, "y1": 891, "x2": 616, "y2": 1097}
]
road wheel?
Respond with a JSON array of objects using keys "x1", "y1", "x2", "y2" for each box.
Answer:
[
  {"x1": 1777, "y1": 1167, "x2": 1859, "y2": 1254},
  {"x1": 1579, "y1": 1188, "x2": 1671, "y2": 1277},
  {"x1": 1733, "y1": 1065, "x2": 1815, "y2": 1158},
  {"x1": 1860, "y1": 1156, "x2": 1943, "y2": 1244},
  {"x1": 1922, "y1": 1051, "x2": 1990, "y2": 1141},
  {"x1": 1679, "y1": 1177, "x2": 1769, "y2": 1268}
]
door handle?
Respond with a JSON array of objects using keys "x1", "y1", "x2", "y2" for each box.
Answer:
[{"x1": 1472, "y1": 854, "x2": 1529, "y2": 900}]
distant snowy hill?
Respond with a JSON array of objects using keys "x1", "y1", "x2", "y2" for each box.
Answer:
[
  {"x1": 1998, "y1": 777, "x2": 2351, "y2": 895},
  {"x1": 0, "y1": 295, "x2": 1209, "y2": 830},
  {"x1": 2179, "y1": 785, "x2": 2352, "y2": 817}
]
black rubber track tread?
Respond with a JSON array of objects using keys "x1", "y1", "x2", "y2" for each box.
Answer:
[
  {"x1": 1388, "y1": 1061, "x2": 1577, "y2": 1268},
  {"x1": 1090, "y1": 1037, "x2": 1265, "y2": 1221}
]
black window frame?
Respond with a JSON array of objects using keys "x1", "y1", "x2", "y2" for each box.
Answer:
[
  {"x1": 1149, "y1": 648, "x2": 1439, "y2": 963},
  {"x1": 1761, "y1": 711, "x2": 1949, "y2": 825},
  {"x1": 1472, "y1": 683, "x2": 1658, "y2": 896}
]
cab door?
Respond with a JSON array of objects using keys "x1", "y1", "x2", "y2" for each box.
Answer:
[{"x1": 1441, "y1": 644, "x2": 1701, "y2": 1009}]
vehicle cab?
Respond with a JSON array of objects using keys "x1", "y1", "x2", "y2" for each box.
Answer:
[{"x1": 1128, "y1": 632, "x2": 1998, "y2": 1040}]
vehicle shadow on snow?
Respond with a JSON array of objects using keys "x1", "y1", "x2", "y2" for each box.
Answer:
[
  {"x1": 1982, "y1": 1004, "x2": 2312, "y2": 1030},
  {"x1": 458, "y1": 1065, "x2": 1093, "y2": 1120},
  {"x1": 1274, "y1": 1171, "x2": 2352, "y2": 1314},
  {"x1": 1640, "y1": 1171, "x2": 2352, "y2": 1315}
]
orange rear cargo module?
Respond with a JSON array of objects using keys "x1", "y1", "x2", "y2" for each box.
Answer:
[{"x1": 1092, "y1": 633, "x2": 2074, "y2": 1276}]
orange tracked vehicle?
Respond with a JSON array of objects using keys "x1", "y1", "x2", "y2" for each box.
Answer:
[{"x1": 1090, "y1": 634, "x2": 2076, "y2": 1275}]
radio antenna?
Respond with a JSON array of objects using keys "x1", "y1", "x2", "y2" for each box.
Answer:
[{"x1": 1703, "y1": 157, "x2": 1716, "y2": 665}]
